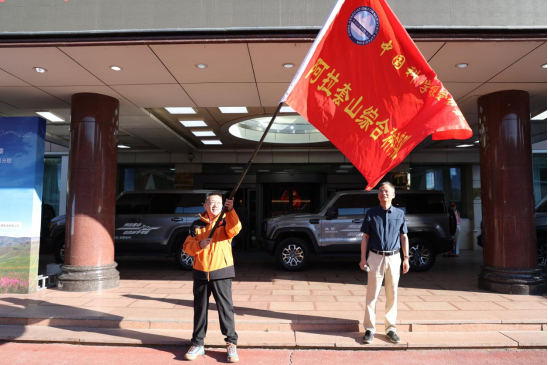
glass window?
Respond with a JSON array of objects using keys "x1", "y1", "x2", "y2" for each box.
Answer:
[
  {"x1": 392, "y1": 194, "x2": 406, "y2": 213},
  {"x1": 43, "y1": 157, "x2": 62, "y2": 216},
  {"x1": 533, "y1": 154, "x2": 547, "y2": 205},
  {"x1": 176, "y1": 194, "x2": 206, "y2": 214},
  {"x1": 405, "y1": 194, "x2": 445, "y2": 214},
  {"x1": 116, "y1": 194, "x2": 152, "y2": 215},
  {"x1": 536, "y1": 197, "x2": 547, "y2": 213},
  {"x1": 331, "y1": 194, "x2": 375, "y2": 215},
  {"x1": 119, "y1": 166, "x2": 175, "y2": 192},
  {"x1": 411, "y1": 165, "x2": 464, "y2": 217},
  {"x1": 149, "y1": 194, "x2": 182, "y2": 214}
]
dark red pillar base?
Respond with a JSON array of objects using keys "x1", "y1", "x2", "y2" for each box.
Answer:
[{"x1": 478, "y1": 265, "x2": 546, "y2": 295}]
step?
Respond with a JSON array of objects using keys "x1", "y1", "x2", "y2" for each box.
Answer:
[
  {"x1": 0, "y1": 315, "x2": 545, "y2": 333},
  {"x1": 0, "y1": 325, "x2": 545, "y2": 350}
]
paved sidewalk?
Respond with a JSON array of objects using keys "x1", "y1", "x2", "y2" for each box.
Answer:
[
  {"x1": 0, "y1": 250, "x2": 545, "y2": 349},
  {"x1": 0, "y1": 325, "x2": 545, "y2": 349},
  {"x1": 1, "y1": 343, "x2": 547, "y2": 365}
]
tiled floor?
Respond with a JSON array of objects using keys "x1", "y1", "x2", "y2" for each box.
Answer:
[{"x1": 0, "y1": 250, "x2": 545, "y2": 333}]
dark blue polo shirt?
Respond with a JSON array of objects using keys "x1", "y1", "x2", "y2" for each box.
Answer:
[{"x1": 360, "y1": 205, "x2": 408, "y2": 251}]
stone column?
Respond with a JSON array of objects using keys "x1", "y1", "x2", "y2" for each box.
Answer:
[
  {"x1": 477, "y1": 90, "x2": 545, "y2": 295},
  {"x1": 58, "y1": 93, "x2": 120, "y2": 291}
]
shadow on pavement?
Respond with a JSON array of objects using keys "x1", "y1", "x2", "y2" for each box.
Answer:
[{"x1": 0, "y1": 297, "x2": 190, "y2": 359}]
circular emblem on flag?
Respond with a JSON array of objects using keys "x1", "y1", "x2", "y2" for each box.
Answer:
[{"x1": 347, "y1": 7, "x2": 380, "y2": 45}]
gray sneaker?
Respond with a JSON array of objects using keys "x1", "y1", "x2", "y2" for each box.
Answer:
[
  {"x1": 386, "y1": 331, "x2": 401, "y2": 343},
  {"x1": 362, "y1": 330, "x2": 374, "y2": 344}
]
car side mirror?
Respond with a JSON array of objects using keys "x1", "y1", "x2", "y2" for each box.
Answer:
[{"x1": 326, "y1": 207, "x2": 339, "y2": 219}]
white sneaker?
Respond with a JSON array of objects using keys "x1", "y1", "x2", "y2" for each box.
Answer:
[
  {"x1": 184, "y1": 345, "x2": 205, "y2": 361},
  {"x1": 227, "y1": 342, "x2": 239, "y2": 363}
]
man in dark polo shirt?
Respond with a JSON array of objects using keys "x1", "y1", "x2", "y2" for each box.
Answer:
[{"x1": 359, "y1": 182, "x2": 409, "y2": 344}]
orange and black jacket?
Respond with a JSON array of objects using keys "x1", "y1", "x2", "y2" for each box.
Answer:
[{"x1": 183, "y1": 209, "x2": 241, "y2": 281}]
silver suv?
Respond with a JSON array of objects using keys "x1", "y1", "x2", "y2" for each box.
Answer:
[
  {"x1": 47, "y1": 190, "x2": 226, "y2": 270},
  {"x1": 259, "y1": 190, "x2": 454, "y2": 272}
]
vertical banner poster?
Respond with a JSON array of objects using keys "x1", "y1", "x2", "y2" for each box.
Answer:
[{"x1": 0, "y1": 117, "x2": 46, "y2": 293}]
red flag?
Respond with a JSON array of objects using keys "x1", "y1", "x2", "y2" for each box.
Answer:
[{"x1": 282, "y1": 0, "x2": 473, "y2": 190}]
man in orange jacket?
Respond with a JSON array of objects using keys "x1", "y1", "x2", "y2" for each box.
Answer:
[{"x1": 183, "y1": 192, "x2": 242, "y2": 363}]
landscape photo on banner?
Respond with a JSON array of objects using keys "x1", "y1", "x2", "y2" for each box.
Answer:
[
  {"x1": 282, "y1": 0, "x2": 472, "y2": 190},
  {"x1": 0, "y1": 117, "x2": 46, "y2": 294}
]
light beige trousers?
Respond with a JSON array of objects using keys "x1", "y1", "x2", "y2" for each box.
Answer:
[{"x1": 364, "y1": 251, "x2": 401, "y2": 334}]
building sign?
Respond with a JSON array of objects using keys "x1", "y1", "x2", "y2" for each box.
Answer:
[{"x1": 0, "y1": 117, "x2": 46, "y2": 294}]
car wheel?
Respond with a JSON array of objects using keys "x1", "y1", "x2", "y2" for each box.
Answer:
[
  {"x1": 174, "y1": 238, "x2": 194, "y2": 271},
  {"x1": 408, "y1": 238, "x2": 436, "y2": 272},
  {"x1": 537, "y1": 243, "x2": 547, "y2": 267},
  {"x1": 54, "y1": 238, "x2": 65, "y2": 264},
  {"x1": 275, "y1": 237, "x2": 310, "y2": 271}
]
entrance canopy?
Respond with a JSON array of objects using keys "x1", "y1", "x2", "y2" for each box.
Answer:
[{"x1": 0, "y1": 40, "x2": 545, "y2": 155}]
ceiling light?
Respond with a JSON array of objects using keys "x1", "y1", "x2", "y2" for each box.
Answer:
[
  {"x1": 110, "y1": 65, "x2": 122, "y2": 71},
  {"x1": 180, "y1": 120, "x2": 207, "y2": 127},
  {"x1": 230, "y1": 166, "x2": 242, "y2": 170},
  {"x1": 340, "y1": 165, "x2": 353, "y2": 169},
  {"x1": 201, "y1": 140, "x2": 222, "y2": 145},
  {"x1": 542, "y1": 64, "x2": 547, "y2": 69},
  {"x1": 280, "y1": 106, "x2": 296, "y2": 113},
  {"x1": 532, "y1": 111, "x2": 547, "y2": 120},
  {"x1": 166, "y1": 107, "x2": 196, "y2": 114},
  {"x1": 258, "y1": 170, "x2": 270, "y2": 172},
  {"x1": 283, "y1": 63, "x2": 294, "y2": 68},
  {"x1": 455, "y1": 63, "x2": 468, "y2": 68},
  {"x1": 474, "y1": 140, "x2": 479, "y2": 144},
  {"x1": 36, "y1": 111, "x2": 64, "y2": 122},
  {"x1": 335, "y1": 170, "x2": 349, "y2": 173},
  {"x1": 219, "y1": 107, "x2": 248, "y2": 114},
  {"x1": 117, "y1": 145, "x2": 131, "y2": 149},
  {"x1": 456, "y1": 144, "x2": 474, "y2": 148},
  {"x1": 33, "y1": 67, "x2": 47, "y2": 73},
  {"x1": 195, "y1": 64, "x2": 208, "y2": 69},
  {"x1": 192, "y1": 130, "x2": 216, "y2": 137},
  {"x1": 170, "y1": 168, "x2": 175, "y2": 171}
]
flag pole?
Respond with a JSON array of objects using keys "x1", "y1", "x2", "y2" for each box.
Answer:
[{"x1": 208, "y1": 101, "x2": 284, "y2": 238}]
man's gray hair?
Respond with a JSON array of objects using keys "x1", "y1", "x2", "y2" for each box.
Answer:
[
  {"x1": 205, "y1": 192, "x2": 224, "y2": 202},
  {"x1": 378, "y1": 181, "x2": 395, "y2": 190}
]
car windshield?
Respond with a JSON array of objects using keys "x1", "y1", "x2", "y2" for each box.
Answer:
[{"x1": 314, "y1": 196, "x2": 336, "y2": 214}]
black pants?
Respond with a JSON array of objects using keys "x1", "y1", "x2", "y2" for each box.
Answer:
[{"x1": 191, "y1": 278, "x2": 238, "y2": 346}]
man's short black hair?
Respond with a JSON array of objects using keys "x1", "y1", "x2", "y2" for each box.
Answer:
[{"x1": 205, "y1": 192, "x2": 224, "y2": 202}]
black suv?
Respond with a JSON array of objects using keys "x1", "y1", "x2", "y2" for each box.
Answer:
[
  {"x1": 260, "y1": 190, "x2": 454, "y2": 272},
  {"x1": 46, "y1": 190, "x2": 228, "y2": 270}
]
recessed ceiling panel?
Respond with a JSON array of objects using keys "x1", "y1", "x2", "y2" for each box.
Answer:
[
  {"x1": 205, "y1": 107, "x2": 266, "y2": 124},
  {"x1": 151, "y1": 44, "x2": 255, "y2": 83},
  {"x1": 442, "y1": 82, "x2": 483, "y2": 101},
  {"x1": 248, "y1": 43, "x2": 310, "y2": 82},
  {"x1": 119, "y1": 116, "x2": 162, "y2": 129},
  {"x1": 41, "y1": 85, "x2": 150, "y2": 116},
  {"x1": 60, "y1": 45, "x2": 176, "y2": 85},
  {"x1": 111, "y1": 84, "x2": 196, "y2": 108},
  {"x1": 0, "y1": 87, "x2": 68, "y2": 109},
  {"x1": 183, "y1": 83, "x2": 260, "y2": 107},
  {"x1": 0, "y1": 47, "x2": 103, "y2": 86},
  {"x1": 257, "y1": 83, "x2": 290, "y2": 107},
  {"x1": 0, "y1": 69, "x2": 28, "y2": 87},
  {"x1": 415, "y1": 42, "x2": 445, "y2": 62},
  {"x1": 429, "y1": 42, "x2": 543, "y2": 83},
  {"x1": 490, "y1": 43, "x2": 548, "y2": 83}
]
